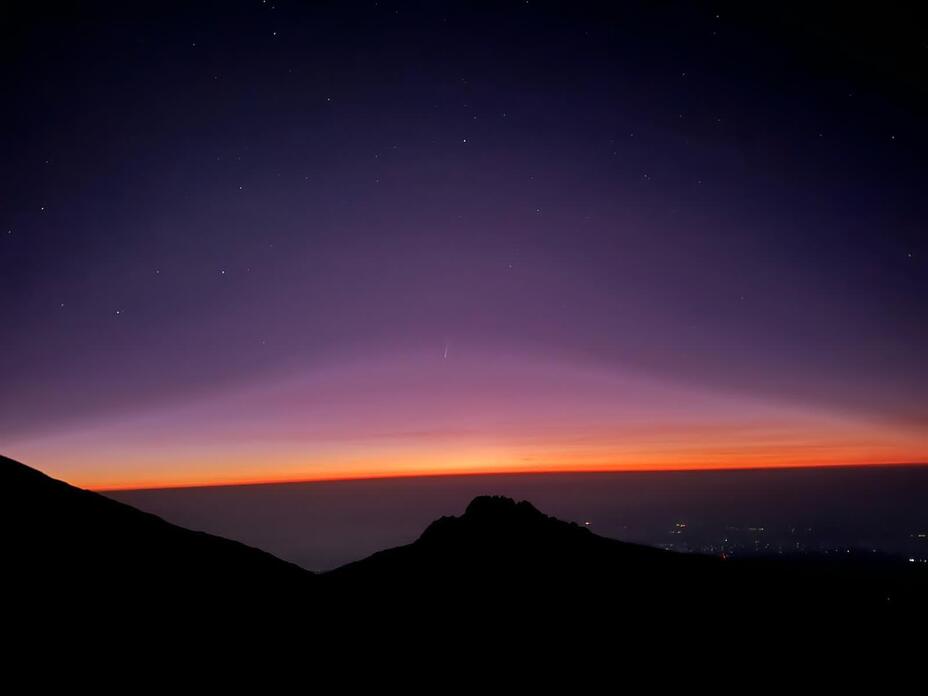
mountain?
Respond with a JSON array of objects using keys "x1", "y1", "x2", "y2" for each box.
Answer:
[
  {"x1": 322, "y1": 495, "x2": 928, "y2": 629},
  {"x1": 327, "y1": 494, "x2": 715, "y2": 589},
  {"x1": 4, "y1": 455, "x2": 925, "y2": 634},
  {"x1": 1, "y1": 454, "x2": 313, "y2": 614}
]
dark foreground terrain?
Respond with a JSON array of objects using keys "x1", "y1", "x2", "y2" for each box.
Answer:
[{"x1": 4, "y1": 454, "x2": 925, "y2": 649}]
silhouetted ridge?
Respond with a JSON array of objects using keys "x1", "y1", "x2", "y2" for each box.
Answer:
[
  {"x1": 329, "y1": 493, "x2": 698, "y2": 605},
  {"x1": 464, "y1": 495, "x2": 542, "y2": 519},
  {"x1": 1, "y1": 454, "x2": 313, "y2": 609},
  {"x1": 418, "y1": 494, "x2": 593, "y2": 547},
  {"x1": 326, "y1": 492, "x2": 928, "y2": 622},
  {"x1": 6, "y1": 455, "x2": 926, "y2": 634}
]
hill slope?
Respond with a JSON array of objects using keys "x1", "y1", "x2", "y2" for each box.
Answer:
[{"x1": 1, "y1": 455, "x2": 313, "y2": 610}]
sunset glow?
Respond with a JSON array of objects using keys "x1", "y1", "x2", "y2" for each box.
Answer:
[
  {"x1": 4, "y1": 3, "x2": 927, "y2": 495},
  {"x1": 9, "y1": 353, "x2": 926, "y2": 490}
]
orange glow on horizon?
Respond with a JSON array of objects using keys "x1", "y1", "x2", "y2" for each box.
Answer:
[
  {"x1": 86, "y1": 458, "x2": 928, "y2": 492},
  {"x1": 9, "y1": 356, "x2": 928, "y2": 493}
]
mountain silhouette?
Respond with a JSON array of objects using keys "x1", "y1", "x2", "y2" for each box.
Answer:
[
  {"x1": 4, "y1": 455, "x2": 925, "y2": 635},
  {"x1": 328, "y1": 493, "x2": 716, "y2": 588},
  {"x1": 1, "y1": 454, "x2": 312, "y2": 612},
  {"x1": 323, "y1": 494, "x2": 928, "y2": 628}
]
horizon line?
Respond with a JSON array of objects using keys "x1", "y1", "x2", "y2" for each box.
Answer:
[{"x1": 92, "y1": 460, "x2": 928, "y2": 493}]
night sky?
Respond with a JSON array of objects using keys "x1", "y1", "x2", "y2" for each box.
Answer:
[{"x1": 3, "y1": 1, "x2": 927, "y2": 489}]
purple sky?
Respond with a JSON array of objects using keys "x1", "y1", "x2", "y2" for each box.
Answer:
[{"x1": 2, "y1": 2, "x2": 927, "y2": 487}]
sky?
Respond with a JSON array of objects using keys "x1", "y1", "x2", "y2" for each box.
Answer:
[{"x1": 2, "y1": 1, "x2": 927, "y2": 489}]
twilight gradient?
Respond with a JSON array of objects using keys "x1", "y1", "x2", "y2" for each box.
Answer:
[{"x1": 2, "y1": 2, "x2": 927, "y2": 488}]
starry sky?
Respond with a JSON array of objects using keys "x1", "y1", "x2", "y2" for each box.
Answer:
[{"x1": 2, "y1": 1, "x2": 927, "y2": 489}]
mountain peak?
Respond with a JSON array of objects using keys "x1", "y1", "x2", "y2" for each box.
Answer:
[
  {"x1": 415, "y1": 494, "x2": 584, "y2": 549},
  {"x1": 463, "y1": 495, "x2": 542, "y2": 520}
]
